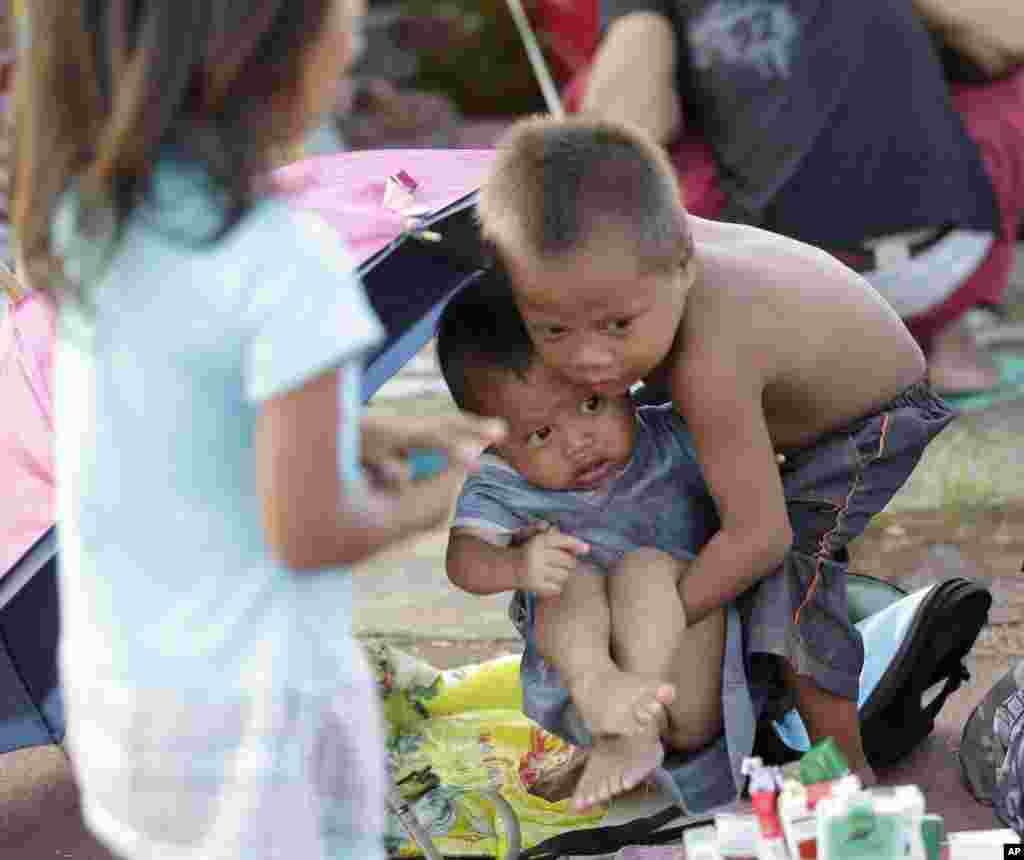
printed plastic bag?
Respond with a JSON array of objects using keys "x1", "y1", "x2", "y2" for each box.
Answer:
[{"x1": 364, "y1": 642, "x2": 607, "y2": 858}]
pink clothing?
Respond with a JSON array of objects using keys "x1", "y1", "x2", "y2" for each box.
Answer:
[
  {"x1": 0, "y1": 291, "x2": 56, "y2": 579},
  {"x1": 271, "y1": 148, "x2": 495, "y2": 261}
]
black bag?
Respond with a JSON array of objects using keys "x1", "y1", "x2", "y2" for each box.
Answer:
[
  {"x1": 859, "y1": 576, "x2": 991, "y2": 768},
  {"x1": 758, "y1": 575, "x2": 991, "y2": 769},
  {"x1": 961, "y1": 659, "x2": 1024, "y2": 807}
]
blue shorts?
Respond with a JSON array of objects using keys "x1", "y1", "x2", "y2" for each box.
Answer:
[{"x1": 742, "y1": 379, "x2": 956, "y2": 705}]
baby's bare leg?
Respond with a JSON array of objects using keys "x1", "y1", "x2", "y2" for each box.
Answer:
[
  {"x1": 609, "y1": 548, "x2": 726, "y2": 753},
  {"x1": 533, "y1": 563, "x2": 676, "y2": 740},
  {"x1": 536, "y1": 562, "x2": 675, "y2": 812}
]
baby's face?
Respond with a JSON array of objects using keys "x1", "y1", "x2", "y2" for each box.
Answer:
[
  {"x1": 474, "y1": 364, "x2": 637, "y2": 491},
  {"x1": 507, "y1": 243, "x2": 695, "y2": 396}
]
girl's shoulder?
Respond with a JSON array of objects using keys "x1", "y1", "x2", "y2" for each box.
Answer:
[{"x1": 210, "y1": 192, "x2": 359, "y2": 287}]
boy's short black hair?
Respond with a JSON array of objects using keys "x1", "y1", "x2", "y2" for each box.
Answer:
[{"x1": 436, "y1": 266, "x2": 535, "y2": 411}]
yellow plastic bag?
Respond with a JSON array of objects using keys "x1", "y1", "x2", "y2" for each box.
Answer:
[
  {"x1": 432, "y1": 654, "x2": 524, "y2": 716},
  {"x1": 364, "y1": 642, "x2": 607, "y2": 858}
]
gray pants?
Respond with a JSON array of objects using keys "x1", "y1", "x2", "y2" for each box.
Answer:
[{"x1": 742, "y1": 380, "x2": 956, "y2": 704}]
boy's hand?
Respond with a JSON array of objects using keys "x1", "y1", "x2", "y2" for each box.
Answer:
[
  {"x1": 360, "y1": 412, "x2": 506, "y2": 485},
  {"x1": 516, "y1": 522, "x2": 590, "y2": 597}
]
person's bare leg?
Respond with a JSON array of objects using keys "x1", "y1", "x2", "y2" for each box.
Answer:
[
  {"x1": 781, "y1": 662, "x2": 877, "y2": 786},
  {"x1": 609, "y1": 548, "x2": 727, "y2": 755},
  {"x1": 533, "y1": 563, "x2": 675, "y2": 812},
  {"x1": 533, "y1": 563, "x2": 676, "y2": 739},
  {"x1": 927, "y1": 316, "x2": 1001, "y2": 394}
]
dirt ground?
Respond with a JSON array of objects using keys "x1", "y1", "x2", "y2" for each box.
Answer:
[{"x1": 852, "y1": 504, "x2": 1024, "y2": 655}]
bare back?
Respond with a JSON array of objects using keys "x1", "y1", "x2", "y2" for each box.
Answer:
[{"x1": 662, "y1": 216, "x2": 926, "y2": 451}]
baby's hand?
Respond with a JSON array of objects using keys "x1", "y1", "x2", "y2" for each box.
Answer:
[{"x1": 517, "y1": 522, "x2": 590, "y2": 598}]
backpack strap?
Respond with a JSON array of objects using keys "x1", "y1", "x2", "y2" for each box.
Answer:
[{"x1": 517, "y1": 805, "x2": 708, "y2": 859}]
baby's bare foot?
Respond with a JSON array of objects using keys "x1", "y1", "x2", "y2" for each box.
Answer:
[
  {"x1": 572, "y1": 672, "x2": 676, "y2": 738},
  {"x1": 573, "y1": 728, "x2": 665, "y2": 812}
]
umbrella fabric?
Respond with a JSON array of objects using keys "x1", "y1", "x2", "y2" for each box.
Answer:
[
  {"x1": 0, "y1": 294, "x2": 63, "y2": 751},
  {"x1": 273, "y1": 148, "x2": 495, "y2": 262},
  {"x1": 0, "y1": 291, "x2": 55, "y2": 583},
  {"x1": 276, "y1": 148, "x2": 497, "y2": 400},
  {"x1": 0, "y1": 547, "x2": 63, "y2": 751}
]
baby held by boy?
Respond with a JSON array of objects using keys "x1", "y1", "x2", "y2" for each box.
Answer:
[{"x1": 443, "y1": 116, "x2": 955, "y2": 814}]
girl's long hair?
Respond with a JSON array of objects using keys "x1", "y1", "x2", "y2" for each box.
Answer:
[{"x1": 13, "y1": 0, "x2": 334, "y2": 300}]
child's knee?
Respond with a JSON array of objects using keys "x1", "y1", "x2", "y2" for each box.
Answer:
[
  {"x1": 664, "y1": 704, "x2": 724, "y2": 754},
  {"x1": 614, "y1": 547, "x2": 689, "y2": 583},
  {"x1": 608, "y1": 548, "x2": 685, "y2": 609}
]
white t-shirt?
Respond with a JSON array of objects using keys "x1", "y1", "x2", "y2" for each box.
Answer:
[{"x1": 52, "y1": 158, "x2": 386, "y2": 858}]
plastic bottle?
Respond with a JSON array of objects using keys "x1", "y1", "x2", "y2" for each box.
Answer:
[{"x1": 741, "y1": 757, "x2": 788, "y2": 860}]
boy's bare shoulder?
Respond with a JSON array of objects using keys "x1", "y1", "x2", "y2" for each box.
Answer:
[
  {"x1": 689, "y1": 216, "x2": 853, "y2": 287},
  {"x1": 671, "y1": 216, "x2": 847, "y2": 359},
  {"x1": 663, "y1": 217, "x2": 925, "y2": 446}
]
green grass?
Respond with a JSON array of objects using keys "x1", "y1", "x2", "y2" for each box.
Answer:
[
  {"x1": 367, "y1": 387, "x2": 1023, "y2": 517},
  {"x1": 885, "y1": 418, "x2": 1023, "y2": 515}
]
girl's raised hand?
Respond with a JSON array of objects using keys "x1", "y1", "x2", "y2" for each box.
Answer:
[{"x1": 360, "y1": 412, "x2": 506, "y2": 486}]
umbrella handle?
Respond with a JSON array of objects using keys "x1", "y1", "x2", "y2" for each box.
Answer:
[{"x1": 504, "y1": 0, "x2": 565, "y2": 119}]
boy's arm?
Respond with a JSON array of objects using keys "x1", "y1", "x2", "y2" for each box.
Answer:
[{"x1": 671, "y1": 351, "x2": 793, "y2": 625}]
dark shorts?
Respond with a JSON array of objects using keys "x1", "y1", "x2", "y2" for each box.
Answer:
[{"x1": 739, "y1": 380, "x2": 956, "y2": 704}]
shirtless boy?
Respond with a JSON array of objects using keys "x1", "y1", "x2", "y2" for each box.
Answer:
[
  {"x1": 476, "y1": 116, "x2": 957, "y2": 794},
  {"x1": 440, "y1": 274, "x2": 726, "y2": 811}
]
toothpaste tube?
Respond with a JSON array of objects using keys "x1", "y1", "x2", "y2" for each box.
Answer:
[{"x1": 741, "y1": 757, "x2": 787, "y2": 860}]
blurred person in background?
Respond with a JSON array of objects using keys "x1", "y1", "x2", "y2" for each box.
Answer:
[{"x1": 580, "y1": 1, "x2": 1024, "y2": 396}]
